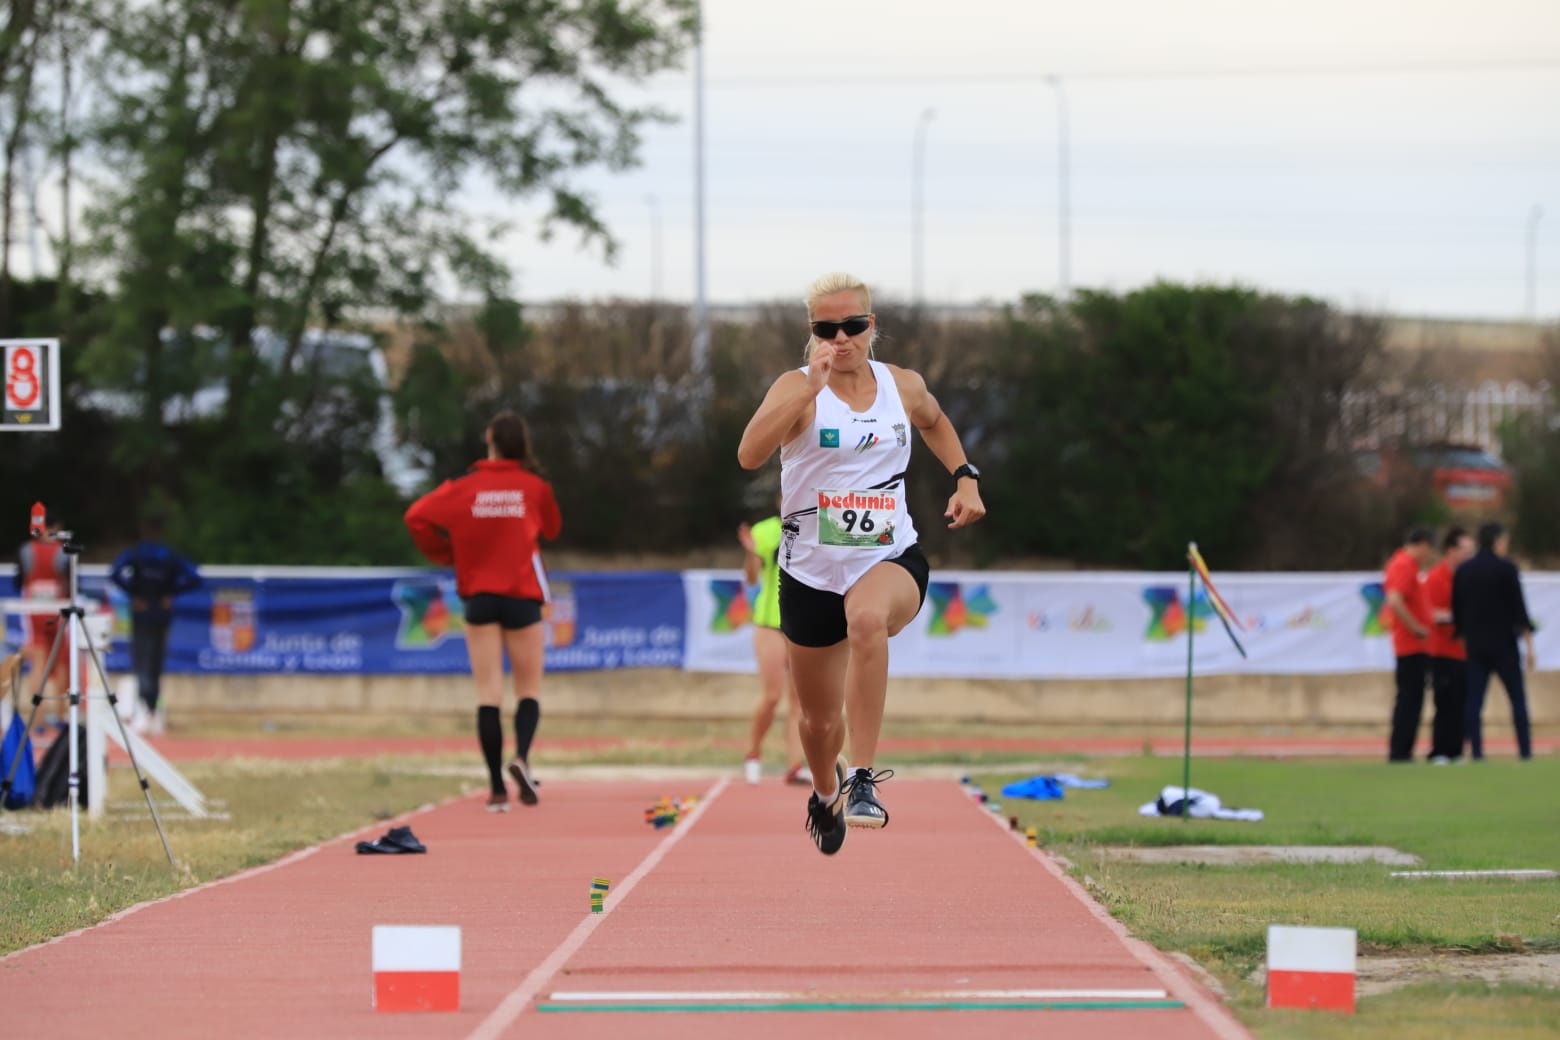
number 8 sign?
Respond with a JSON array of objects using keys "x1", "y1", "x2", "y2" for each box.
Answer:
[{"x1": 3, "y1": 338, "x2": 61, "y2": 431}]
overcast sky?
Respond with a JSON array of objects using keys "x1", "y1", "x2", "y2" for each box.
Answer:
[{"x1": 481, "y1": 0, "x2": 1560, "y2": 322}]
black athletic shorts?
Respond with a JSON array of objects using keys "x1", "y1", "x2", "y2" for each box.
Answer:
[
  {"x1": 463, "y1": 594, "x2": 544, "y2": 630},
  {"x1": 778, "y1": 544, "x2": 931, "y2": 649}
]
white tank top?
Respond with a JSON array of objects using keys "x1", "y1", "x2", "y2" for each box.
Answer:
[{"x1": 779, "y1": 360, "x2": 918, "y2": 593}]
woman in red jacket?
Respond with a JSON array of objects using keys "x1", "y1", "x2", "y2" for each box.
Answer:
[{"x1": 405, "y1": 412, "x2": 562, "y2": 811}]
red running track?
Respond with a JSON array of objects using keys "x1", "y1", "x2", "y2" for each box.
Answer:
[{"x1": 0, "y1": 777, "x2": 1250, "y2": 1038}]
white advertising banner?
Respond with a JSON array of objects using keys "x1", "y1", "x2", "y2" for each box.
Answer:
[
  {"x1": 682, "y1": 569, "x2": 770, "y2": 675},
  {"x1": 682, "y1": 570, "x2": 1560, "y2": 680}
]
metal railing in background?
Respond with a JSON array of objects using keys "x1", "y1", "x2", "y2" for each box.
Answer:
[{"x1": 1340, "y1": 381, "x2": 1554, "y2": 455}]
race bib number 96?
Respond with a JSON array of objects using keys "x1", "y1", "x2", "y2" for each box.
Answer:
[{"x1": 816, "y1": 489, "x2": 897, "y2": 548}]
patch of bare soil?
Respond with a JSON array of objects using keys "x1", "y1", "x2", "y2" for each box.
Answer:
[
  {"x1": 1357, "y1": 952, "x2": 1560, "y2": 995},
  {"x1": 1250, "y1": 953, "x2": 1560, "y2": 996}
]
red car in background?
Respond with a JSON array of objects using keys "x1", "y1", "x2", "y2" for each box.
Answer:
[{"x1": 1352, "y1": 443, "x2": 1512, "y2": 514}]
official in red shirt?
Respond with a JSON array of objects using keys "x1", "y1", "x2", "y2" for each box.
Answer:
[
  {"x1": 16, "y1": 514, "x2": 71, "y2": 710},
  {"x1": 405, "y1": 412, "x2": 562, "y2": 812},
  {"x1": 1383, "y1": 528, "x2": 1435, "y2": 762},
  {"x1": 1424, "y1": 527, "x2": 1474, "y2": 762}
]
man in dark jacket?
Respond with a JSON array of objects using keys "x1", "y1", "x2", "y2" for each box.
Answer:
[
  {"x1": 1451, "y1": 522, "x2": 1536, "y2": 760},
  {"x1": 109, "y1": 515, "x2": 203, "y2": 733}
]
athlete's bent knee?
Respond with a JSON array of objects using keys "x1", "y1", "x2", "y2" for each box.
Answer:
[{"x1": 845, "y1": 607, "x2": 889, "y2": 650}]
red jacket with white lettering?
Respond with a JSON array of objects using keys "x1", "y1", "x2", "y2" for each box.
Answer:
[{"x1": 404, "y1": 459, "x2": 562, "y2": 600}]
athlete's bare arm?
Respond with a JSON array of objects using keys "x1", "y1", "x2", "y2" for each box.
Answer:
[
  {"x1": 891, "y1": 365, "x2": 987, "y2": 529},
  {"x1": 737, "y1": 356, "x2": 834, "y2": 469},
  {"x1": 891, "y1": 365, "x2": 965, "y2": 474}
]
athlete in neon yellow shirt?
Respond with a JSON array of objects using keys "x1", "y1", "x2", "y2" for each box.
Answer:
[{"x1": 739, "y1": 513, "x2": 808, "y2": 786}]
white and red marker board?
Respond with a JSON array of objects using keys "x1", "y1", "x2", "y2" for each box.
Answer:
[
  {"x1": 371, "y1": 925, "x2": 461, "y2": 1012},
  {"x1": 1267, "y1": 924, "x2": 1355, "y2": 1013}
]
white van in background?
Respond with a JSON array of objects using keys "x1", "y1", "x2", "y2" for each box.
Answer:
[{"x1": 79, "y1": 327, "x2": 431, "y2": 496}]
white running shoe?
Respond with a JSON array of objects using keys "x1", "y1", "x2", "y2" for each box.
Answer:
[{"x1": 743, "y1": 757, "x2": 762, "y2": 785}]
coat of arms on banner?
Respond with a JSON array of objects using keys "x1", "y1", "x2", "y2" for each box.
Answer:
[
  {"x1": 210, "y1": 587, "x2": 257, "y2": 653},
  {"x1": 544, "y1": 583, "x2": 577, "y2": 648}
]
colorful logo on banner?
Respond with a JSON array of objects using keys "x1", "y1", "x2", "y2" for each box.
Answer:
[
  {"x1": 927, "y1": 583, "x2": 997, "y2": 636},
  {"x1": 1068, "y1": 605, "x2": 1113, "y2": 632},
  {"x1": 1142, "y1": 586, "x2": 1212, "y2": 641},
  {"x1": 1028, "y1": 607, "x2": 1112, "y2": 632},
  {"x1": 1240, "y1": 607, "x2": 1329, "y2": 633},
  {"x1": 392, "y1": 578, "x2": 464, "y2": 648},
  {"x1": 1360, "y1": 582, "x2": 1388, "y2": 636},
  {"x1": 544, "y1": 582, "x2": 577, "y2": 649},
  {"x1": 706, "y1": 578, "x2": 753, "y2": 633},
  {"x1": 210, "y1": 587, "x2": 257, "y2": 653}
]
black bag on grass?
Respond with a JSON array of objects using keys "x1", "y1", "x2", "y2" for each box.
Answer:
[{"x1": 33, "y1": 727, "x2": 87, "y2": 810}]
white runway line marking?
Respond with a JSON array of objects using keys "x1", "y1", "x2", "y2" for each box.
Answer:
[
  {"x1": 465, "y1": 776, "x2": 731, "y2": 1040},
  {"x1": 546, "y1": 988, "x2": 1170, "y2": 1002},
  {"x1": 1390, "y1": 869, "x2": 1557, "y2": 880},
  {"x1": 974, "y1": 787, "x2": 1255, "y2": 1040}
]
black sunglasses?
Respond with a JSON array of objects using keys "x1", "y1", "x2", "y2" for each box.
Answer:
[{"x1": 810, "y1": 314, "x2": 872, "y2": 340}]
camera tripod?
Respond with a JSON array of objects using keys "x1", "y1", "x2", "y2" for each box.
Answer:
[{"x1": 1, "y1": 534, "x2": 175, "y2": 867}]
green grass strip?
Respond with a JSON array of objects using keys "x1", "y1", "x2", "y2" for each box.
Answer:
[{"x1": 537, "y1": 1000, "x2": 1187, "y2": 1013}]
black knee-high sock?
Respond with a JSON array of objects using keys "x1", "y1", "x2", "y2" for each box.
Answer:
[
  {"x1": 514, "y1": 698, "x2": 540, "y2": 762},
  {"x1": 477, "y1": 706, "x2": 505, "y2": 794}
]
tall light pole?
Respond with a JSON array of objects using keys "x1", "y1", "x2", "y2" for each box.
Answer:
[
  {"x1": 647, "y1": 194, "x2": 663, "y2": 303},
  {"x1": 911, "y1": 107, "x2": 935, "y2": 308},
  {"x1": 691, "y1": 0, "x2": 709, "y2": 379},
  {"x1": 1044, "y1": 75, "x2": 1071, "y2": 300},
  {"x1": 1527, "y1": 205, "x2": 1543, "y2": 320}
]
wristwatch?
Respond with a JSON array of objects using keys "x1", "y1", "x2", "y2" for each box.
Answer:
[{"x1": 952, "y1": 463, "x2": 981, "y2": 483}]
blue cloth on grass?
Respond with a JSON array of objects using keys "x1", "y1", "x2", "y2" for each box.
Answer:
[
  {"x1": 1052, "y1": 773, "x2": 1110, "y2": 789},
  {"x1": 2, "y1": 713, "x2": 36, "y2": 809},
  {"x1": 1000, "y1": 773, "x2": 1113, "y2": 800},
  {"x1": 1000, "y1": 776, "x2": 1065, "y2": 800}
]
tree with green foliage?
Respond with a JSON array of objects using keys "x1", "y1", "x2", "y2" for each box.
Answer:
[
  {"x1": 18, "y1": 0, "x2": 693, "y2": 559},
  {"x1": 1500, "y1": 330, "x2": 1560, "y2": 559},
  {"x1": 985, "y1": 283, "x2": 1388, "y2": 569},
  {"x1": 0, "y1": 0, "x2": 55, "y2": 333}
]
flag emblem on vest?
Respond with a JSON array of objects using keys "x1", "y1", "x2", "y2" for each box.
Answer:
[
  {"x1": 854, "y1": 433, "x2": 880, "y2": 453},
  {"x1": 819, "y1": 428, "x2": 840, "y2": 448}
]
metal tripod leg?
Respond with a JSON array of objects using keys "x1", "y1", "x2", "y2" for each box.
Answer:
[
  {"x1": 75, "y1": 611, "x2": 176, "y2": 867},
  {"x1": 0, "y1": 607, "x2": 177, "y2": 868}
]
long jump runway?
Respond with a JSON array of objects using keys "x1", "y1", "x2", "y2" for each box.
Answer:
[{"x1": 0, "y1": 778, "x2": 1249, "y2": 1039}]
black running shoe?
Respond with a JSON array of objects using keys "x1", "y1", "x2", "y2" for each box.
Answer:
[
  {"x1": 805, "y1": 755, "x2": 849, "y2": 856},
  {"x1": 843, "y1": 766, "x2": 895, "y2": 829}
]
